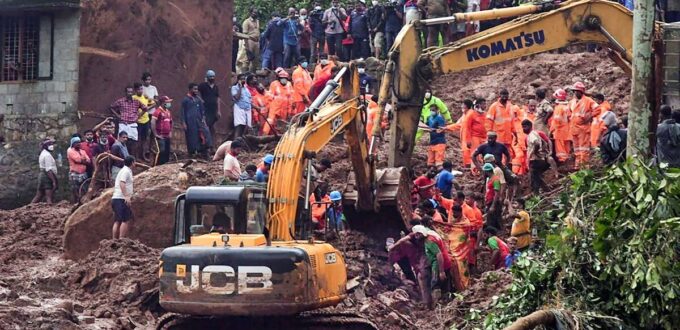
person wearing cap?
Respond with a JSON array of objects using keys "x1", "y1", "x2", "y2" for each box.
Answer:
[
  {"x1": 256, "y1": 154, "x2": 274, "y2": 183},
  {"x1": 482, "y1": 162, "x2": 502, "y2": 230},
  {"x1": 262, "y1": 12, "x2": 285, "y2": 69},
  {"x1": 181, "y1": 83, "x2": 213, "y2": 157},
  {"x1": 151, "y1": 96, "x2": 174, "y2": 165},
  {"x1": 549, "y1": 89, "x2": 572, "y2": 163},
  {"x1": 292, "y1": 57, "x2": 313, "y2": 115},
  {"x1": 67, "y1": 136, "x2": 91, "y2": 203},
  {"x1": 486, "y1": 89, "x2": 517, "y2": 157},
  {"x1": 568, "y1": 81, "x2": 599, "y2": 169},
  {"x1": 32, "y1": 139, "x2": 58, "y2": 204},
  {"x1": 326, "y1": 190, "x2": 347, "y2": 233},
  {"x1": 232, "y1": 73, "x2": 253, "y2": 139},
  {"x1": 198, "y1": 70, "x2": 221, "y2": 142},
  {"x1": 481, "y1": 153, "x2": 507, "y2": 201},
  {"x1": 348, "y1": 0, "x2": 371, "y2": 60},
  {"x1": 223, "y1": 140, "x2": 244, "y2": 181},
  {"x1": 264, "y1": 69, "x2": 294, "y2": 135},
  {"x1": 242, "y1": 7, "x2": 261, "y2": 73},
  {"x1": 388, "y1": 224, "x2": 431, "y2": 307},
  {"x1": 281, "y1": 7, "x2": 303, "y2": 68},
  {"x1": 416, "y1": 90, "x2": 452, "y2": 141}
]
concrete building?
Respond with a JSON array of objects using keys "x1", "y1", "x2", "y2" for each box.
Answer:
[{"x1": 0, "y1": 0, "x2": 81, "y2": 141}]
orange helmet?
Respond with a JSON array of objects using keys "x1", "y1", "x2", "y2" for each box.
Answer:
[
  {"x1": 276, "y1": 69, "x2": 289, "y2": 79},
  {"x1": 571, "y1": 82, "x2": 586, "y2": 92},
  {"x1": 553, "y1": 89, "x2": 567, "y2": 101}
]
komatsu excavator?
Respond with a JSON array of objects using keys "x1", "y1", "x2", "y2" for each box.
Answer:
[{"x1": 156, "y1": 0, "x2": 678, "y2": 328}]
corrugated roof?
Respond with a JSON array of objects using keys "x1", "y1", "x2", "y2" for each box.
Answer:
[{"x1": 0, "y1": 0, "x2": 80, "y2": 10}]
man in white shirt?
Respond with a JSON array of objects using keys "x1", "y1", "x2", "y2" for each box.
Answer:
[
  {"x1": 112, "y1": 155, "x2": 136, "y2": 239},
  {"x1": 223, "y1": 140, "x2": 243, "y2": 181},
  {"x1": 32, "y1": 139, "x2": 59, "y2": 204},
  {"x1": 141, "y1": 72, "x2": 159, "y2": 107}
]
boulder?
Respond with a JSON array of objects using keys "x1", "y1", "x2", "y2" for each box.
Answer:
[{"x1": 63, "y1": 162, "x2": 221, "y2": 260}]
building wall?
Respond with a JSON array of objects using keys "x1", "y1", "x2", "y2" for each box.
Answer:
[{"x1": 0, "y1": 9, "x2": 81, "y2": 142}]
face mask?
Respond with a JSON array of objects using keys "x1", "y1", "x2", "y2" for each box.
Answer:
[
  {"x1": 300, "y1": 15, "x2": 307, "y2": 20},
  {"x1": 321, "y1": 59, "x2": 329, "y2": 65},
  {"x1": 301, "y1": 62, "x2": 308, "y2": 68},
  {"x1": 358, "y1": 68, "x2": 365, "y2": 74},
  {"x1": 425, "y1": 92, "x2": 431, "y2": 99},
  {"x1": 279, "y1": 79, "x2": 288, "y2": 85},
  {"x1": 164, "y1": 103, "x2": 172, "y2": 109},
  {"x1": 47, "y1": 145, "x2": 55, "y2": 152},
  {"x1": 372, "y1": 0, "x2": 379, "y2": 5},
  {"x1": 315, "y1": 6, "x2": 322, "y2": 10}
]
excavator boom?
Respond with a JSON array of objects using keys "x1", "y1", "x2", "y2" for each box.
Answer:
[{"x1": 378, "y1": 0, "x2": 653, "y2": 167}]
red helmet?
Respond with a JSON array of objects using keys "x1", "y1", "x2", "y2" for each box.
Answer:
[
  {"x1": 571, "y1": 82, "x2": 586, "y2": 92},
  {"x1": 553, "y1": 89, "x2": 567, "y2": 101}
]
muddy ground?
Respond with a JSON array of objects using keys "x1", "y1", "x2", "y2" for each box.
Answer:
[{"x1": 0, "y1": 51, "x2": 630, "y2": 329}]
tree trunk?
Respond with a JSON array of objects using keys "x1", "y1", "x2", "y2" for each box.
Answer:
[
  {"x1": 627, "y1": 0, "x2": 656, "y2": 158},
  {"x1": 504, "y1": 310, "x2": 556, "y2": 330}
]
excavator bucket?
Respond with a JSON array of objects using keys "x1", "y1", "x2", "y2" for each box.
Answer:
[{"x1": 343, "y1": 167, "x2": 413, "y2": 228}]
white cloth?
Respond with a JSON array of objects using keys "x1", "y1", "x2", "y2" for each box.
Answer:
[
  {"x1": 39, "y1": 149, "x2": 57, "y2": 174},
  {"x1": 118, "y1": 122, "x2": 139, "y2": 141},
  {"x1": 142, "y1": 85, "x2": 158, "y2": 100},
  {"x1": 233, "y1": 103, "x2": 252, "y2": 127},
  {"x1": 223, "y1": 153, "x2": 242, "y2": 181},
  {"x1": 404, "y1": 8, "x2": 421, "y2": 24},
  {"x1": 113, "y1": 166, "x2": 134, "y2": 199}
]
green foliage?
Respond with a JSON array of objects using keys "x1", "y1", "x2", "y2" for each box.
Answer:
[{"x1": 481, "y1": 158, "x2": 680, "y2": 329}]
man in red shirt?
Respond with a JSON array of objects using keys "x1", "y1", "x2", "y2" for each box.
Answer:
[
  {"x1": 413, "y1": 168, "x2": 437, "y2": 201},
  {"x1": 152, "y1": 96, "x2": 174, "y2": 165}
]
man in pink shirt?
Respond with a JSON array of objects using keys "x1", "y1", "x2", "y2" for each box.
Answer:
[{"x1": 67, "y1": 137, "x2": 91, "y2": 203}]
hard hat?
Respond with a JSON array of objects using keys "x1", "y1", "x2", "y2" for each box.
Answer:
[
  {"x1": 553, "y1": 89, "x2": 567, "y2": 101},
  {"x1": 263, "y1": 154, "x2": 274, "y2": 165},
  {"x1": 70, "y1": 136, "x2": 81, "y2": 147},
  {"x1": 206, "y1": 70, "x2": 216, "y2": 77},
  {"x1": 329, "y1": 191, "x2": 342, "y2": 201},
  {"x1": 483, "y1": 154, "x2": 496, "y2": 162},
  {"x1": 570, "y1": 82, "x2": 586, "y2": 92},
  {"x1": 482, "y1": 163, "x2": 494, "y2": 172}
]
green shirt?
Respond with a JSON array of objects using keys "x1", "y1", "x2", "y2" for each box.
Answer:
[{"x1": 424, "y1": 239, "x2": 441, "y2": 275}]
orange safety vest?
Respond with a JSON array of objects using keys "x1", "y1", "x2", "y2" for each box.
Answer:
[
  {"x1": 512, "y1": 107, "x2": 534, "y2": 172},
  {"x1": 486, "y1": 100, "x2": 516, "y2": 145},
  {"x1": 292, "y1": 66, "x2": 313, "y2": 103},
  {"x1": 313, "y1": 62, "x2": 335, "y2": 82},
  {"x1": 569, "y1": 95, "x2": 598, "y2": 135},
  {"x1": 590, "y1": 100, "x2": 611, "y2": 147},
  {"x1": 550, "y1": 102, "x2": 571, "y2": 140},
  {"x1": 268, "y1": 81, "x2": 294, "y2": 121},
  {"x1": 465, "y1": 110, "x2": 487, "y2": 140}
]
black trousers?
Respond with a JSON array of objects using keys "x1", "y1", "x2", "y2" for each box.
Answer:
[
  {"x1": 157, "y1": 137, "x2": 171, "y2": 165},
  {"x1": 529, "y1": 159, "x2": 550, "y2": 194}
]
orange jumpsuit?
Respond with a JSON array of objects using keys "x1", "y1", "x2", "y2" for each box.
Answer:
[
  {"x1": 247, "y1": 86, "x2": 269, "y2": 135},
  {"x1": 365, "y1": 97, "x2": 383, "y2": 138},
  {"x1": 464, "y1": 110, "x2": 487, "y2": 167},
  {"x1": 590, "y1": 100, "x2": 611, "y2": 148},
  {"x1": 263, "y1": 81, "x2": 294, "y2": 135},
  {"x1": 569, "y1": 96, "x2": 599, "y2": 168},
  {"x1": 511, "y1": 107, "x2": 535, "y2": 175},
  {"x1": 486, "y1": 100, "x2": 516, "y2": 157},
  {"x1": 550, "y1": 102, "x2": 572, "y2": 162},
  {"x1": 310, "y1": 193, "x2": 331, "y2": 229},
  {"x1": 444, "y1": 114, "x2": 466, "y2": 165},
  {"x1": 313, "y1": 62, "x2": 335, "y2": 82},
  {"x1": 292, "y1": 65, "x2": 313, "y2": 116}
]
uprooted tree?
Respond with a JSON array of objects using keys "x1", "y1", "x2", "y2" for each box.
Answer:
[{"x1": 475, "y1": 158, "x2": 680, "y2": 329}]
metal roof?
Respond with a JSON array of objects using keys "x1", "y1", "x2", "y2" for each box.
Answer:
[{"x1": 0, "y1": 0, "x2": 80, "y2": 10}]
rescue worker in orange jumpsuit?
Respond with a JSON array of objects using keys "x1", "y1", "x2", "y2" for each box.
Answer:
[
  {"x1": 568, "y1": 82, "x2": 599, "y2": 169},
  {"x1": 442, "y1": 99, "x2": 474, "y2": 167},
  {"x1": 313, "y1": 53, "x2": 335, "y2": 83},
  {"x1": 511, "y1": 100, "x2": 536, "y2": 175},
  {"x1": 246, "y1": 75, "x2": 270, "y2": 136},
  {"x1": 486, "y1": 89, "x2": 516, "y2": 159},
  {"x1": 590, "y1": 93, "x2": 611, "y2": 148},
  {"x1": 263, "y1": 69, "x2": 294, "y2": 135},
  {"x1": 549, "y1": 89, "x2": 572, "y2": 163},
  {"x1": 464, "y1": 98, "x2": 488, "y2": 171},
  {"x1": 365, "y1": 95, "x2": 386, "y2": 138},
  {"x1": 292, "y1": 57, "x2": 313, "y2": 116}
]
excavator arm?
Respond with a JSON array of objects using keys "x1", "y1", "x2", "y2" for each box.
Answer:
[{"x1": 378, "y1": 0, "x2": 649, "y2": 167}]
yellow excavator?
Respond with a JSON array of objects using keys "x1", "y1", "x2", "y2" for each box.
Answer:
[{"x1": 156, "y1": 0, "x2": 676, "y2": 328}]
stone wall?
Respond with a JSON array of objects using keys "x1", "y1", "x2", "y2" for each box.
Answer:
[{"x1": 0, "y1": 9, "x2": 81, "y2": 142}]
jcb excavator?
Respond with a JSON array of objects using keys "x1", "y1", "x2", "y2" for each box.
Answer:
[{"x1": 156, "y1": 0, "x2": 677, "y2": 328}]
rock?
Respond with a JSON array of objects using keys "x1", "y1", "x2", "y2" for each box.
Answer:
[
  {"x1": 529, "y1": 78, "x2": 543, "y2": 87},
  {"x1": 83, "y1": 309, "x2": 93, "y2": 316},
  {"x1": 386, "y1": 312, "x2": 400, "y2": 324},
  {"x1": 359, "y1": 303, "x2": 371, "y2": 313},
  {"x1": 104, "y1": 311, "x2": 113, "y2": 318},
  {"x1": 377, "y1": 293, "x2": 394, "y2": 307},
  {"x1": 120, "y1": 282, "x2": 141, "y2": 302},
  {"x1": 80, "y1": 268, "x2": 98, "y2": 287},
  {"x1": 14, "y1": 296, "x2": 38, "y2": 307},
  {"x1": 55, "y1": 300, "x2": 74, "y2": 314},
  {"x1": 354, "y1": 287, "x2": 367, "y2": 301},
  {"x1": 81, "y1": 316, "x2": 95, "y2": 324},
  {"x1": 73, "y1": 303, "x2": 85, "y2": 313}
]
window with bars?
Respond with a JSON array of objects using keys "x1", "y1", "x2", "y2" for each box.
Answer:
[{"x1": 1, "y1": 15, "x2": 40, "y2": 82}]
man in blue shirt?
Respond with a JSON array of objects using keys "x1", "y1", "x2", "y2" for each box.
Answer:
[
  {"x1": 262, "y1": 13, "x2": 285, "y2": 69},
  {"x1": 281, "y1": 8, "x2": 303, "y2": 68},
  {"x1": 436, "y1": 161, "x2": 459, "y2": 199},
  {"x1": 256, "y1": 154, "x2": 274, "y2": 183},
  {"x1": 348, "y1": 1, "x2": 370, "y2": 60},
  {"x1": 384, "y1": 0, "x2": 403, "y2": 52},
  {"x1": 426, "y1": 106, "x2": 447, "y2": 168},
  {"x1": 231, "y1": 73, "x2": 252, "y2": 138}
]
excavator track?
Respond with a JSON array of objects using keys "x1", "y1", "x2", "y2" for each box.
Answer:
[{"x1": 155, "y1": 311, "x2": 378, "y2": 330}]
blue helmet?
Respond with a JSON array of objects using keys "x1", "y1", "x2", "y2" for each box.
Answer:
[
  {"x1": 263, "y1": 154, "x2": 274, "y2": 165},
  {"x1": 329, "y1": 191, "x2": 342, "y2": 201}
]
